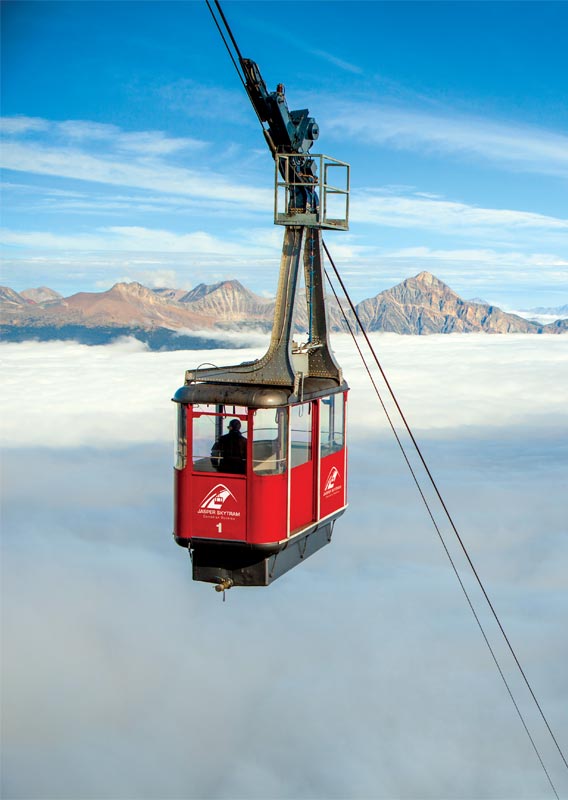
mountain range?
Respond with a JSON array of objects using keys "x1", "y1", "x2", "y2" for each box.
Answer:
[{"x1": 1, "y1": 272, "x2": 566, "y2": 349}]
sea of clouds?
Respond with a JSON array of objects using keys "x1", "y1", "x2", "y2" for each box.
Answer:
[{"x1": 1, "y1": 333, "x2": 567, "y2": 799}]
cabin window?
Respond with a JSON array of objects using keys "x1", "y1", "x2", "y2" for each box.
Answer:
[
  {"x1": 174, "y1": 404, "x2": 187, "y2": 470},
  {"x1": 320, "y1": 394, "x2": 345, "y2": 458},
  {"x1": 290, "y1": 402, "x2": 312, "y2": 467},
  {"x1": 192, "y1": 406, "x2": 248, "y2": 473},
  {"x1": 252, "y1": 408, "x2": 287, "y2": 474}
]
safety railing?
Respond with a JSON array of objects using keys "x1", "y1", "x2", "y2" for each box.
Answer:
[{"x1": 274, "y1": 153, "x2": 350, "y2": 230}]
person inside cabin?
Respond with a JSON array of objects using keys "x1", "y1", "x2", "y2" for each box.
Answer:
[{"x1": 211, "y1": 419, "x2": 247, "y2": 474}]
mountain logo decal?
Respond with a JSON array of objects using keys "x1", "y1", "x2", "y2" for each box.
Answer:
[
  {"x1": 199, "y1": 484, "x2": 236, "y2": 511},
  {"x1": 324, "y1": 466, "x2": 341, "y2": 494}
]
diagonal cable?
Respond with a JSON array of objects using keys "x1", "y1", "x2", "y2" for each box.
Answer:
[{"x1": 323, "y1": 246, "x2": 567, "y2": 789}]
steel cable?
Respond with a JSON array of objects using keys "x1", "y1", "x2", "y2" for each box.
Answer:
[{"x1": 323, "y1": 241, "x2": 567, "y2": 789}]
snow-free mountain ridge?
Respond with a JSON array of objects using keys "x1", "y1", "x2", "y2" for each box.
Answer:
[{"x1": 2, "y1": 272, "x2": 566, "y2": 347}]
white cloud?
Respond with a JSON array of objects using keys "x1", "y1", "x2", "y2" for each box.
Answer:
[
  {"x1": 1, "y1": 129, "x2": 271, "y2": 210},
  {"x1": 55, "y1": 119, "x2": 206, "y2": 155},
  {"x1": 0, "y1": 116, "x2": 49, "y2": 134},
  {"x1": 2, "y1": 335, "x2": 567, "y2": 449},
  {"x1": 324, "y1": 100, "x2": 568, "y2": 177},
  {"x1": 381, "y1": 246, "x2": 568, "y2": 279},
  {"x1": 0, "y1": 225, "x2": 273, "y2": 257},
  {"x1": 352, "y1": 190, "x2": 568, "y2": 235},
  {"x1": 173, "y1": 328, "x2": 270, "y2": 348},
  {"x1": 161, "y1": 80, "x2": 252, "y2": 125},
  {"x1": 2, "y1": 336, "x2": 567, "y2": 797},
  {"x1": 386, "y1": 247, "x2": 567, "y2": 265},
  {"x1": 2, "y1": 181, "x2": 263, "y2": 220},
  {"x1": 308, "y1": 47, "x2": 363, "y2": 74}
]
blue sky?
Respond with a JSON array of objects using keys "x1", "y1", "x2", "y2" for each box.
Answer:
[{"x1": 1, "y1": 0, "x2": 567, "y2": 306}]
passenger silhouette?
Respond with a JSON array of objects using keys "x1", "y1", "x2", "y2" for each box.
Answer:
[{"x1": 211, "y1": 419, "x2": 247, "y2": 474}]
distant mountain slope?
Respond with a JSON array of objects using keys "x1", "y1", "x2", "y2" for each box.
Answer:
[
  {"x1": 20, "y1": 287, "x2": 63, "y2": 305},
  {"x1": 179, "y1": 280, "x2": 272, "y2": 320},
  {"x1": 523, "y1": 304, "x2": 568, "y2": 317},
  {"x1": 1, "y1": 286, "x2": 33, "y2": 308},
  {"x1": 355, "y1": 272, "x2": 547, "y2": 334},
  {"x1": 1, "y1": 272, "x2": 565, "y2": 347},
  {"x1": 2, "y1": 282, "x2": 217, "y2": 331}
]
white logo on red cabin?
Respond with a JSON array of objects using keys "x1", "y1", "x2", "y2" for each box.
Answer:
[
  {"x1": 197, "y1": 484, "x2": 241, "y2": 520},
  {"x1": 199, "y1": 484, "x2": 236, "y2": 511},
  {"x1": 324, "y1": 466, "x2": 341, "y2": 495}
]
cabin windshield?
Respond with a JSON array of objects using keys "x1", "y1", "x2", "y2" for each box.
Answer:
[
  {"x1": 192, "y1": 404, "x2": 248, "y2": 474},
  {"x1": 252, "y1": 408, "x2": 287, "y2": 474},
  {"x1": 320, "y1": 394, "x2": 345, "y2": 457}
]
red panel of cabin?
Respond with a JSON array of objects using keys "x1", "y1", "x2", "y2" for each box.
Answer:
[
  {"x1": 247, "y1": 472, "x2": 287, "y2": 545},
  {"x1": 190, "y1": 474, "x2": 247, "y2": 541},
  {"x1": 290, "y1": 460, "x2": 315, "y2": 532},
  {"x1": 174, "y1": 466, "x2": 192, "y2": 540},
  {"x1": 319, "y1": 448, "x2": 346, "y2": 519}
]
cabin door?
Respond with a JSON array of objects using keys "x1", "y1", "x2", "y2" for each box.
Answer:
[{"x1": 289, "y1": 401, "x2": 316, "y2": 533}]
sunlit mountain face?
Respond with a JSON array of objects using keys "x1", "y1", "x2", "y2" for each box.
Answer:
[{"x1": 2, "y1": 273, "x2": 566, "y2": 349}]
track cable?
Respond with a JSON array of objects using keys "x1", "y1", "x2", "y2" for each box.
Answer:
[
  {"x1": 205, "y1": 1, "x2": 268, "y2": 134},
  {"x1": 323, "y1": 241, "x2": 567, "y2": 793},
  {"x1": 324, "y1": 267, "x2": 561, "y2": 798}
]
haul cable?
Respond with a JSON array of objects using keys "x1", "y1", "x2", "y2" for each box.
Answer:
[
  {"x1": 323, "y1": 239, "x2": 567, "y2": 788},
  {"x1": 205, "y1": 0, "x2": 246, "y2": 88},
  {"x1": 205, "y1": 0, "x2": 268, "y2": 134},
  {"x1": 324, "y1": 267, "x2": 561, "y2": 798}
]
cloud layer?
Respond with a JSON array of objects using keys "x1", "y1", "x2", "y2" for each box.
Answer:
[
  {"x1": 2, "y1": 334, "x2": 566, "y2": 448},
  {"x1": 2, "y1": 336, "x2": 567, "y2": 798}
]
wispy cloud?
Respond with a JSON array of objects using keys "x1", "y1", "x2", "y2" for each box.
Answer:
[
  {"x1": 385, "y1": 246, "x2": 568, "y2": 269},
  {"x1": 57, "y1": 119, "x2": 205, "y2": 155},
  {"x1": 160, "y1": 80, "x2": 252, "y2": 125},
  {"x1": 1, "y1": 140, "x2": 271, "y2": 209},
  {"x1": 352, "y1": 190, "x2": 568, "y2": 239},
  {"x1": 308, "y1": 47, "x2": 363, "y2": 75},
  {"x1": 0, "y1": 225, "x2": 273, "y2": 257},
  {"x1": 1, "y1": 181, "x2": 263, "y2": 220},
  {"x1": 242, "y1": 17, "x2": 362, "y2": 76},
  {"x1": 0, "y1": 116, "x2": 50, "y2": 135},
  {"x1": 323, "y1": 100, "x2": 568, "y2": 177},
  {"x1": 1, "y1": 117, "x2": 272, "y2": 211}
]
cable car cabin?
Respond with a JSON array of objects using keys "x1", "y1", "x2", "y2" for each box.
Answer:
[
  {"x1": 168, "y1": 29, "x2": 352, "y2": 589},
  {"x1": 173, "y1": 379, "x2": 348, "y2": 587},
  {"x1": 173, "y1": 389, "x2": 348, "y2": 586}
]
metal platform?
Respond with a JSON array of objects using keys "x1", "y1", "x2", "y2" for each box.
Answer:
[{"x1": 187, "y1": 515, "x2": 342, "y2": 587}]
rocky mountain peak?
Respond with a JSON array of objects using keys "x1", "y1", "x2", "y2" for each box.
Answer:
[
  {"x1": 379, "y1": 271, "x2": 458, "y2": 310},
  {"x1": 1, "y1": 273, "x2": 564, "y2": 340},
  {"x1": 110, "y1": 281, "x2": 153, "y2": 297},
  {"x1": 0, "y1": 286, "x2": 30, "y2": 307},
  {"x1": 20, "y1": 287, "x2": 63, "y2": 305},
  {"x1": 403, "y1": 271, "x2": 453, "y2": 293},
  {"x1": 181, "y1": 278, "x2": 270, "y2": 319},
  {"x1": 413, "y1": 270, "x2": 438, "y2": 286},
  {"x1": 180, "y1": 279, "x2": 252, "y2": 304}
]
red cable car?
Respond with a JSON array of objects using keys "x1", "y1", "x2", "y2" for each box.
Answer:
[
  {"x1": 173, "y1": 229, "x2": 348, "y2": 589},
  {"x1": 172, "y1": 44, "x2": 351, "y2": 589}
]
